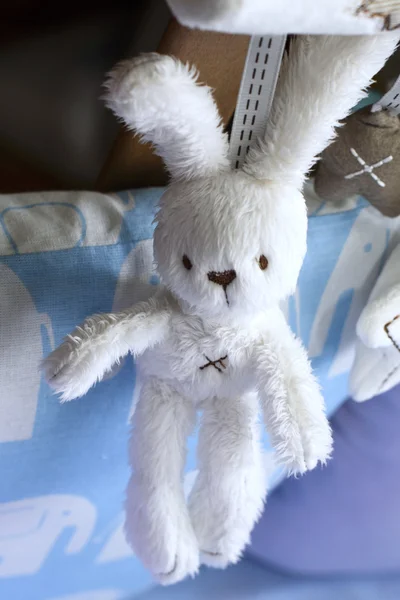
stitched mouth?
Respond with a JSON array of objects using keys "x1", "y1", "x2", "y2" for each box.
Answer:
[{"x1": 223, "y1": 286, "x2": 230, "y2": 306}]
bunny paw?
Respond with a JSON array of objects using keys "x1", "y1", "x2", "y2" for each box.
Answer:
[
  {"x1": 43, "y1": 336, "x2": 99, "y2": 401},
  {"x1": 302, "y1": 420, "x2": 333, "y2": 472},
  {"x1": 303, "y1": 439, "x2": 332, "y2": 471},
  {"x1": 273, "y1": 432, "x2": 308, "y2": 476},
  {"x1": 278, "y1": 431, "x2": 332, "y2": 476},
  {"x1": 277, "y1": 386, "x2": 333, "y2": 475}
]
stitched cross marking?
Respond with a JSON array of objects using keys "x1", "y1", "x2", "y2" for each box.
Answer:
[
  {"x1": 200, "y1": 355, "x2": 228, "y2": 373},
  {"x1": 344, "y1": 147, "x2": 393, "y2": 188}
]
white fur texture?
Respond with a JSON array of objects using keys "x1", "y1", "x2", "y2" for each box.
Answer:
[
  {"x1": 44, "y1": 37, "x2": 398, "y2": 584},
  {"x1": 166, "y1": 0, "x2": 389, "y2": 35},
  {"x1": 255, "y1": 316, "x2": 331, "y2": 475},
  {"x1": 43, "y1": 296, "x2": 170, "y2": 401},
  {"x1": 104, "y1": 54, "x2": 229, "y2": 181}
]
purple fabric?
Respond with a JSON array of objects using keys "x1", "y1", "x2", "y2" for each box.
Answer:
[{"x1": 249, "y1": 386, "x2": 400, "y2": 574}]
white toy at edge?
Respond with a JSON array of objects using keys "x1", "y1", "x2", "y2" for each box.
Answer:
[
  {"x1": 350, "y1": 242, "x2": 400, "y2": 401},
  {"x1": 43, "y1": 34, "x2": 399, "y2": 585}
]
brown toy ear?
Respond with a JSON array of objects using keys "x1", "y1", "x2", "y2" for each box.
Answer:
[{"x1": 314, "y1": 106, "x2": 400, "y2": 217}]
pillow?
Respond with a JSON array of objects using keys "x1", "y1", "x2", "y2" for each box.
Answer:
[{"x1": 0, "y1": 184, "x2": 395, "y2": 598}]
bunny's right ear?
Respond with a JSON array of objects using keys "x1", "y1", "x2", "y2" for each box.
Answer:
[
  {"x1": 243, "y1": 34, "x2": 399, "y2": 189},
  {"x1": 104, "y1": 54, "x2": 230, "y2": 181}
]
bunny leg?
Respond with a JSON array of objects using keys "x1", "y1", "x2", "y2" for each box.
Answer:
[
  {"x1": 126, "y1": 378, "x2": 199, "y2": 585},
  {"x1": 188, "y1": 392, "x2": 266, "y2": 568}
]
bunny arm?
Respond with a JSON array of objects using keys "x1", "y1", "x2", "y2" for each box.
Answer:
[
  {"x1": 104, "y1": 54, "x2": 229, "y2": 181},
  {"x1": 188, "y1": 392, "x2": 265, "y2": 568},
  {"x1": 43, "y1": 296, "x2": 171, "y2": 401},
  {"x1": 244, "y1": 33, "x2": 400, "y2": 187},
  {"x1": 253, "y1": 318, "x2": 332, "y2": 475}
]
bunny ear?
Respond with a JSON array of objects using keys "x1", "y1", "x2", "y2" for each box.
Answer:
[
  {"x1": 243, "y1": 34, "x2": 400, "y2": 188},
  {"x1": 104, "y1": 53, "x2": 230, "y2": 181}
]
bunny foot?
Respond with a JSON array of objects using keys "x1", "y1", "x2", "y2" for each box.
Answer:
[
  {"x1": 190, "y1": 483, "x2": 264, "y2": 569},
  {"x1": 126, "y1": 478, "x2": 200, "y2": 585},
  {"x1": 199, "y1": 537, "x2": 248, "y2": 569},
  {"x1": 302, "y1": 408, "x2": 333, "y2": 472},
  {"x1": 157, "y1": 533, "x2": 200, "y2": 586},
  {"x1": 273, "y1": 381, "x2": 333, "y2": 476},
  {"x1": 303, "y1": 436, "x2": 332, "y2": 472}
]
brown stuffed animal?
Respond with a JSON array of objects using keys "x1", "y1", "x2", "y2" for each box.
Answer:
[{"x1": 314, "y1": 106, "x2": 400, "y2": 217}]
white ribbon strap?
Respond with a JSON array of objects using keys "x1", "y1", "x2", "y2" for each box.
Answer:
[
  {"x1": 229, "y1": 35, "x2": 286, "y2": 169},
  {"x1": 371, "y1": 73, "x2": 400, "y2": 114}
]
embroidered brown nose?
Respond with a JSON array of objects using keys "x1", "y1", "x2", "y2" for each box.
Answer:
[{"x1": 207, "y1": 269, "x2": 237, "y2": 288}]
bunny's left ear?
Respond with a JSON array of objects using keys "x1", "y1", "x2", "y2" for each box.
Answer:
[
  {"x1": 243, "y1": 34, "x2": 400, "y2": 189},
  {"x1": 104, "y1": 54, "x2": 230, "y2": 181}
]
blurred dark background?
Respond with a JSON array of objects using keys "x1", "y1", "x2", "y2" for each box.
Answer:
[
  {"x1": 0, "y1": 0, "x2": 170, "y2": 192},
  {"x1": 2, "y1": 2, "x2": 400, "y2": 194}
]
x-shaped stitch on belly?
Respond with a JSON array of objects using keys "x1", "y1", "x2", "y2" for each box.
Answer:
[
  {"x1": 344, "y1": 147, "x2": 393, "y2": 187},
  {"x1": 199, "y1": 355, "x2": 228, "y2": 373}
]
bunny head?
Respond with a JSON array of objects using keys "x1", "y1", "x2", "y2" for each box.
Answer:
[
  {"x1": 153, "y1": 172, "x2": 306, "y2": 321},
  {"x1": 105, "y1": 36, "x2": 399, "y2": 321},
  {"x1": 106, "y1": 54, "x2": 307, "y2": 322}
]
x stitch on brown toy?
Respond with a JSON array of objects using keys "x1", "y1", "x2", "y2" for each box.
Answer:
[{"x1": 314, "y1": 93, "x2": 400, "y2": 401}]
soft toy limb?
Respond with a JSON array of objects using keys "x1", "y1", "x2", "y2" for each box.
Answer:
[
  {"x1": 350, "y1": 342, "x2": 400, "y2": 402},
  {"x1": 43, "y1": 298, "x2": 170, "y2": 401},
  {"x1": 188, "y1": 392, "x2": 265, "y2": 568},
  {"x1": 357, "y1": 284, "x2": 400, "y2": 349},
  {"x1": 126, "y1": 378, "x2": 199, "y2": 585},
  {"x1": 351, "y1": 244, "x2": 400, "y2": 401},
  {"x1": 104, "y1": 54, "x2": 229, "y2": 181},
  {"x1": 356, "y1": 244, "x2": 400, "y2": 349},
  {"x1": 255, "y1": 322, "x2": 332, "y2": 475}
]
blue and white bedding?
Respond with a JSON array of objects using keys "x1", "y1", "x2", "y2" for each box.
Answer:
[{"x1": 0, "y1": 184, "x2": 398, "y2": 599}]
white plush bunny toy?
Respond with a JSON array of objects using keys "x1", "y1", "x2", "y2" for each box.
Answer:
[{"x1": 44, "y1": 34, "x2": 398, "y2": 584}]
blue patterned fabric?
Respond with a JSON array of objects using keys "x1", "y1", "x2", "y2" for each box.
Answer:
[{"x1": 0, "y1": 186, "x2": 395, "y2": 600}]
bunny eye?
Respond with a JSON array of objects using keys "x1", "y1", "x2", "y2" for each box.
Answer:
[
  {"x1": 258, "y1": 255, "x2": 269, "y2": 271},
  {"x1": 182, "y1": 255, "x2": 193, "y2": 270}
]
